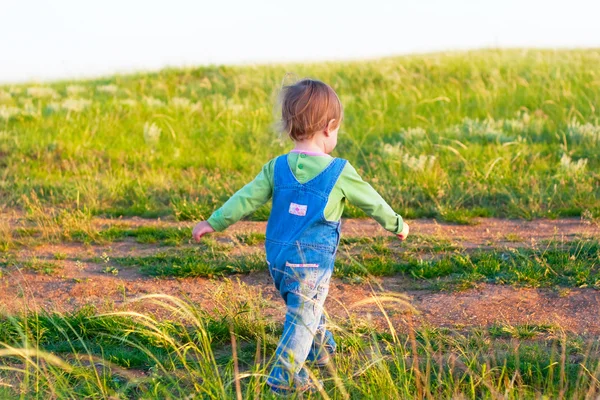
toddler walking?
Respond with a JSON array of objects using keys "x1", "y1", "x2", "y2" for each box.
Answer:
[{"x1": 192, "y1": 79, "x2": 409, "y2": 394}]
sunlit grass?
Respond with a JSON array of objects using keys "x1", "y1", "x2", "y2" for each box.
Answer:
[
  {"x1": 0, "y1": 289, "x2": 599, "y2": 398},
  {"x1": 1, "y1": 49, "x2": 599, "y2": 221},
  {"x1": 98, "y1": 238, "x2": 600, "y2": 290}
]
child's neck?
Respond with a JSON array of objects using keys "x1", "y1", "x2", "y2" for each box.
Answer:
[{"x1": 292, "y1": 138, "x2": 329, "y2": 155}]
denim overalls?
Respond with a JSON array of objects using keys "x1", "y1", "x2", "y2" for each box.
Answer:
[{"x1": 265, "y1": 154, "x2": 347, "y2": 390}]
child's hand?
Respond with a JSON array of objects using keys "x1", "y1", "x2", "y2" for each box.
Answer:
[
  {"x1": 192, "y1": 221, "x2": 215, "y2": 242},
  {"x1": 397, "y1": 223, "x2": 410, "y2": 241}
]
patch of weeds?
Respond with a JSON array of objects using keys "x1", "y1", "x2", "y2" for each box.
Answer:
[
  {"x1": 336, "y1": 239, "x2": 600, "y2": 290},
  {"x1": 453, "y1": 274, "x2": 483, "y2": 291},
  {"x1": 553, "y1": 207, "x2": 583, "y2": 218},
  {"x1": 0, "y1": 241, "x2": 11, "y2": 253},
  {"x1": 489, "y1": 323, "x2": 556, "y2": 339},
  {"x1": 113, "y1": 247, "x2": 266, "y2": 278},
  {"x1": 73, "y1": 226, "x2": 192, "y2": 246},
  {"x1": 438, "y1": 208, "x2": 479, "y2": 225},
  {"x1": 335, "y1": 252, "x2": 399, "y2": 278},
  {"x1": 71, "y1": 227, "x2": 124, "y2": 244},
  {"x1": 370, "y1": 239, "x2": 390, "y2": 255},
  {"x1": 402, "y1": 234, "x2": 458, "y2": 252},
  {"x1": 97, "y1": 226, "x2": 131, "y2": 242},
  {"x1": 22, "y1": 198, "x2": 100, "y2": 243},
  {"x1": 504, "y1": 233, "x2": 524, "y2": 242},
  {"x1": 0, "y1": 220, "x2": 15, "y2": 252},
  {"x1": 102, "y1": 266, "x2": 119, "y2": 275},
  {"x1": 198, "y1": 237, "x2": 232, "y2": 252},
  {"x1": 133, "y1": 226, "x2": 192, "y2": 246},
  {"x1": 22, "y1": 257, "x2": 62, "y2": 275},
  {"x1": 0, "y1": 255, "x2": 17, "y2": 269},
  {"x1": 13, "y1": 227, "x2": 39, "y2": 238},
  {"x1": 95, "y1": 252, "x2": 117, "y2": 275},
  {"x1": 53, "y1": 252, "x2": 68, "y2": 260},
  {"x1": 102, "y1": 206, "x2": 171, "y2": 219},
  {"x1": 134, "y1": 226, "x2": 189, "y2": 245},
  {"x1": 339, "y1": 236, "x2": 372, "y2": 245},
  {"x1": 171, "y1": 198, "x2": 214, "y2": 221},
  {"x1": 428, "y1": 274, "x2": 484, "y2": 292},
  {"x1": 234, "y1": 232, "x2": 265, "y2": 246},
  {"x1": 580, "y1": 209, "x2": 599, "y2": 226}
]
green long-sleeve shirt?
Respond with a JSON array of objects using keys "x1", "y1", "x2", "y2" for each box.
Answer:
[{"x1": 207, "y1": 152, "x2": 404, "y2": 234}]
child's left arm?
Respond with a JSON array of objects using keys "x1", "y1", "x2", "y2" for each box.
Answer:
[
  {"x1": 340, "y1": 162, "x2": 409, "y2": 240},
  {"x1": 192, "y1": 160, "x2": 274, "y2": 242}
]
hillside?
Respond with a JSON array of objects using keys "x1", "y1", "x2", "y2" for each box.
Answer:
[{"x1": 1, "y1": 49, "x2": 599, "y2": 222}]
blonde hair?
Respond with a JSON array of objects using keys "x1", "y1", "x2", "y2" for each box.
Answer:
[{"x1": 279, "y1": 79, "x2": 342, "y2": 141}]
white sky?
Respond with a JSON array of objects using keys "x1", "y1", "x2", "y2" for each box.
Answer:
[{"x1": 1, "y1": 0, "x2": 599, "y2": 83}]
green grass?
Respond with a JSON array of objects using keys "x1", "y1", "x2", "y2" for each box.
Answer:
[
  {"x1": 113, "y1": 246, "x2": 265, "y2": 278},
  {"x1": 2, "y1": 49, "x2": 600, "y2": 222},
  {"x1": 2, "y1": 49, "x2": 600, "y2": 397},
  {"x1": 339, "y1": 239, "x2": 600, "y2": 289},
  {"x1": 1, "y1": 291, "x2": 599, "y2": 399},
  {"x1": 107, "y1": 238, "x2": 600, "y2": 290},
  {"x1": 3, "y1": 226, "x2": 598, "y2": 290},
  {"x1": 1, "y1": 219, "x2": 193, "y2": 247},
  {"x1": 0, "y1": 256, "x2": 62, "y2": 275},
  {"x1": 73, "y1": 225, "x2": 193, "y2": 246},
  {"x1": 235, "y1": 232, "x2": 266, "y2": 246},
  {"x1": 488, "y1": 323, "x2": 556, "y2": 339}
]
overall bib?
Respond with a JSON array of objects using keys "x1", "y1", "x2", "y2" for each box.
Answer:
[{"x1": 265, "y1": 154, "x2": 347, "y2": 389}]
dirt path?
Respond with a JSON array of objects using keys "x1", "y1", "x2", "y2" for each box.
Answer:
[
  {"x1": 1, "y1": 217, "x2": 599, "y2": 334},
  {"x1": 3, "y1": 270, "x2": 600, "y2": 335},
  {"x1": 90, "y1": 216, "x2": 600, "y2": 244}
]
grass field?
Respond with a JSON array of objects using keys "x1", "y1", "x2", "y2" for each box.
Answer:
[
  {"x1": 1, "y1": 292, "x2": 600, "y2": 399},
  {"x1": 1, "y1": 49, "x2": 599, "y2": 222},
  {"x1": 1, "y1": 216, "x2": 599, "y2": 398},
  {"x1": 2, "y1": 49, "x2": 600, "y2": 398}
]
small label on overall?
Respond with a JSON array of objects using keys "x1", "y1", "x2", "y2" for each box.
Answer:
[
  {"x1": 286, "y1": 261, "x2": 319, "y2": 268},
  {"x1": 289, "y1": 202, "x2": 307, "y2": 216}
]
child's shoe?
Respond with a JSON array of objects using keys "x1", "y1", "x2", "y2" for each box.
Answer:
[
  {"x1": 306, "y1": 346, "x2": 334, "y2": 367},
  {"x1": 306, "y1": 330, "x2": 336, "y2": 367},
  {"x1": 267, "y1": 366, "x2": 321, "y2": 396}
]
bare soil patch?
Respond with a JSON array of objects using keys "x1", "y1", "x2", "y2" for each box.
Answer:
[
  {"x1": 1, "y1": 217, "x2": 599, "y2": 334},
  {"x1": 2, "y1": 270, "x2": 600, "y2": 335}
]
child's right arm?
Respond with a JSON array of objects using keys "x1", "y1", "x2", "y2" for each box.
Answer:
[
  {"x1": 192, "y1": 159, "x2": 275, "y2": 241},
  {"x1": 340, "y1": 162, "x2": 409, "y2": 240}
]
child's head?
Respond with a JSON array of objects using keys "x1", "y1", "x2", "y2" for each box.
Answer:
[{"x1": 280, "y1": 79, "x2": 342, "y2": 152}]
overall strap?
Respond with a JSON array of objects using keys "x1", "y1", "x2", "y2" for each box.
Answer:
[
  {"x1": 273, "y1": 154, "x2": 347, "y2": 195},
  {"x1": 305, "y1": 158, "x2": 347, "y2": 198},
  {"x1": 273, "y1": 154, "x2": 294, "y2": 188}
]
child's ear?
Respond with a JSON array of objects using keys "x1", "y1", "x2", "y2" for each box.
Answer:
[{"x1": 324, "y1": 119, "x2": 337, "y2": 135}]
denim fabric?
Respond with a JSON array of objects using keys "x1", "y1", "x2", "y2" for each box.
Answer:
[{"x1": 265, "y1": 154, "x2": 346, "y2": 390}]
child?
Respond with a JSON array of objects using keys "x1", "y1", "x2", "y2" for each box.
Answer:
[{"x1": 192, "y1": 79, "x2": 409, "y2": 394}]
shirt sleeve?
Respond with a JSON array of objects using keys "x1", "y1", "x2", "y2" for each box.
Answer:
[
  {"x1": 340, "y1": 162, "x2": 404, "y2": 234},
  {"x1": 207, "y1": 159, "x2": 275, "y2": 231}
]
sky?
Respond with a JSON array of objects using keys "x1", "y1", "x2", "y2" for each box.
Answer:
[{"x1": 1, "y1": 0, "x2": 599, "y2": 83}]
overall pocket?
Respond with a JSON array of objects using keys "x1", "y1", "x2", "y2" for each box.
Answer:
[{"x1": 282, "y1": 244, "x2": 331, "y2": 295}]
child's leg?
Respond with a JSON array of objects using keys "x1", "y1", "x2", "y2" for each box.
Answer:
[
  {"x1": 306, "y1": 280, "x2": 336, "y2": 363},
  {"x1": 267, "y1": 288, "x2": 327, "y2": 388},
  {"x1": 267, "y1": 257, "x2": 333, "y2": 390},
  {"x1": 307, "y1": 313, "x2": 337, "y2": 364}
]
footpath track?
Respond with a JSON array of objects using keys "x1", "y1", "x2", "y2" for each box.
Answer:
[{"x1": 1, "y1": 217, "x2": 599, "y2": 334}]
